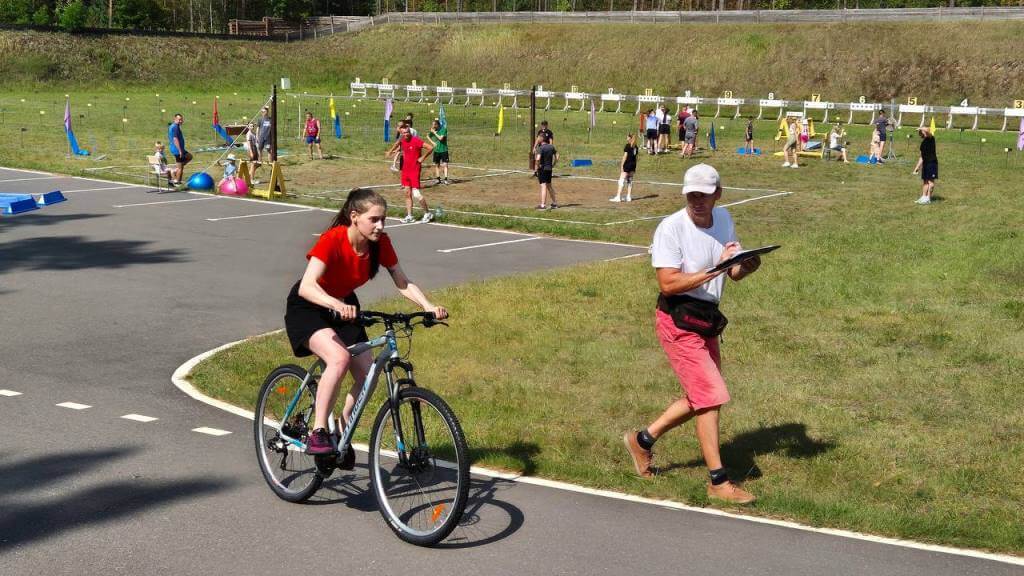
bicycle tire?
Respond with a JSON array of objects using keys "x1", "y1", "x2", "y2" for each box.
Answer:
[
  {"x1": 369, "y1": 387, "x2": 470, "y2": 546},
  {"x1": 254, "y1": 364, "x2": 324, "y2": 502}
]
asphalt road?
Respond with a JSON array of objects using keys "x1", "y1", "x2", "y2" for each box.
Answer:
[{"x1": 0, "y1": 167, "x2": 1020, "y2": 575}]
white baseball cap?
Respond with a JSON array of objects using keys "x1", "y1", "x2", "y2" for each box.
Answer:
[{"x1": 682, "y1": 163, "x2": 721, "y2": 195}]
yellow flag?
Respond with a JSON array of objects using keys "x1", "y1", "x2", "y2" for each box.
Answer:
[
  {"x1": 929, "y1": 116, "x2": 937, "y2": 136},
  {"x1": 775, "y1": 117, "x2": 788, "y2": 141},
  {"x1": 496, "y1": 106, "x2": 504, "y2": 135},
  {"x1": 329, "y1": 97, "x2": 337, "y2": 120}
]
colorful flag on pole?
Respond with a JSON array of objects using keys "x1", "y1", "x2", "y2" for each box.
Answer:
[
  {"x1": 929, "y1": 116, "x2": 937, "y2": 136},
  {"x1": 438, "y1": 104, "x2": 447, "y2": 129},
  {"x1": 384, "y1": 98, "x2": 393, "y2": 142},
  {"x1": 64, "y1": 97, "x2": 89, "y2": 156},
  {"x1": 589, "y1": 98, "x2": 596, "y2": 130},
  {"x1": 709, "y1": 124, "x2": 717, "y2": 151},
  {"x1": 330, "y1": 97, "x2": 341, "y2": 139},
  {"x1": 212, "y1": 98, "x2": 231, "y2": 145},
  {"x1": 496, "y1": 106, "x2": 504, "y2": 135},
  {"x1": 1017, "y1": 117, "x2": 1024, "y2": 151}
]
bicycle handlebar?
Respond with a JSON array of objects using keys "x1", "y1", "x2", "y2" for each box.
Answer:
[{"x1": 356, "y1": 310, "x2": 447, "y2": 329}]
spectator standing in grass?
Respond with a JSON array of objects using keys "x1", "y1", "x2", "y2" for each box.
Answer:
[
  {"x1": 912, "y1": 127, "x2": 938, "y2": 204},
  {"x1": 874, "y1": 110, "x2": 890, "y2": 160},
  {"x1": 677, "y1": 106, "x2": 691, "y2": 156},
  {"x1": 245, "y1": 121, "x2": 262, "y2": 183},
  {"x1": 257, "y1": 106, "x2": 273, "y2": 155},
  {"x1": 535, "y1": 134, "x2": 559, "y2": 210},
  {"x1": 782, "y1": 116, "x2": 799, "y2": 168},
  {"x1": 167, "y1": 113, "x2": 192, "y2": 185},
  {"x1": 302, "y1": 112, "x2": 324, "y2": 160},
  {"x1": 682, "y1": 111, "x2": 699, "y2": 158},
  {"x1": 623, "y1": 163, "x2": 761, "y2": 505},
  {"x1": 744, "y1": 118, "x2": 754, "y2": 155},
  {"x1": 657, "y1": 104, "x2": 671, "y2": 153},
  {"x1": 385, "y1": 123, "x2": 434, "y2": 223},
  {"x1": 610, "y1": 133, "x2": 639, "y2": 203},
  {"x1": 868, "y1": 128, "x2": 882, "y2": 164},
  {"x1": 428, "y1": 119, "x2": 449, "y2": 185},
  {"x1": 644, "y1": 109, "x2": 659, "y2": 155}
]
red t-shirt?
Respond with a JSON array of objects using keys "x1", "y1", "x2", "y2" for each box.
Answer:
[
  {"x1": 399, "y1": 136, "x2": 424, "y2": 172},
  {"x1": 306, "y1": 226, "x2": 398, "y2": 298}
]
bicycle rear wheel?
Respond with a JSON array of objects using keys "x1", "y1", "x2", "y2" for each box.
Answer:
[
  {"x1": 369, "y1": 387, "x2": 470, "y2": 546},
  {"x1": 254, "y1": 364, "x2": 323, "y2": 502}
]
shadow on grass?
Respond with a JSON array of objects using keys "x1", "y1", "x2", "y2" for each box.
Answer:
[
  {"x1": 659, "y1": 422, "x2": 835, "y2": 481},
  {"x1": 469, "y1": 440, "x2": 541, "y2": 476}
]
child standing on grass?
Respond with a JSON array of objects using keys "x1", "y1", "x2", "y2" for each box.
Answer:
[
  {"x1": 610, "y1": 133, "x2": 638, "y2": 203},
  {"x1": 744, "y1": 119, "x2": 754, "y2": 155}
]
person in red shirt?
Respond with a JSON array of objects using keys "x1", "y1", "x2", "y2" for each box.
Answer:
[
  {"x1": 386, "y1": 122, "x2": 435, "y2": 224},
  {"x1": 301, "y1": 111, "x2": 324, "y2": 160},
  {"x1": 284, "y1": 188, "x2": 448, "y2": 455}
]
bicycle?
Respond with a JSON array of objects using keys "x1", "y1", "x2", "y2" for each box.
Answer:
[{"x1": 254, "y1": 310, "x2": 470, "y2": 546}]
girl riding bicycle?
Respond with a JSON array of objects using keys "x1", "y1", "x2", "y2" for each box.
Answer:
[{"x1": 284, "y1": 188, "x2": 448, "y2": 455}]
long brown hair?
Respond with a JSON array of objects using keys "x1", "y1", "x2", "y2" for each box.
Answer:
[{"x1": 328, "y1": 188, "x2": 388, "y2": 279}]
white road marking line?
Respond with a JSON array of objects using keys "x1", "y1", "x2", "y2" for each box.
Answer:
[
  {"x1": 602, "y1": 252, "x2": 648, "y2": 262},
  {"x1": 0, "y1": 389, "x2": 23, "y2": 396},
  {"x1": 442, "y1": 208, "x2": 598, "y2": 225},
  {"x1": 114, "y1": 197, "x2": 220, "y2": 208},
  {"x1": 121, "y1": 414, "x2": 159, "y2": 423},
  {"x1": 0, "y1": 167, "x2": 51, "y2": 175},
  {"x1": 173, "y1": 338, "x2": 1024, "y2": 567},
  {"x1": 721, "y1": 191, "x2": 793, "y2": 207},
  {"x1": 437, "y1": 236, "x2": 541, "y2": 253},
  {"x1": 0, "y1": 176, "x2": 62, "y2": 183},
  {"x1": 206, "y1": 208, "x2": 314, "y2": 222},
  {"x1": 192, "y1": 427, "x2": 232, "y2": 436},
  {"x1": 56, "y1": 402, "x2": 91, "y2": 410},
  {"x1": 62, "y1": 184, "x2": 146, "y2": 193}
]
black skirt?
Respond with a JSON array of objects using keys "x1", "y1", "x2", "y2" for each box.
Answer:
[{"x1": 284, "y1": 281, "x2": 368, "y2": 357}]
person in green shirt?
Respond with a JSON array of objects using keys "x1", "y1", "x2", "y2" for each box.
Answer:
[{"x1": 428, "y1": 119, "x2": 449, "y2": 185}]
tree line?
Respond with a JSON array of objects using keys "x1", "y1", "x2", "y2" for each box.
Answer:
[{"x1": 0, "y1": 0, "x2": 1018, "y2": 33}]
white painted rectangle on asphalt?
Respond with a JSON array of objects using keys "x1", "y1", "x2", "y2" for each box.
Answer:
[
  {"x1": 0, "y1": 389, "x2": 23, "y2": 396},
  {"x1": 63, "y1": 184, "x2": 146, "y2": 193},
  {"x1": 56, "y1": 402, "x2": 92, "y2": 410},
  {"x1": 114, "y1": 197, "x2": 219, "y2": 208},
  {"x1": 121, "y1": 414, "x2": 159, "y2": 423},
  {"x1": 192, "y1": 427, "x2": 232, "y2": 436},
  {"x1": 0, "y1": 176, "x2": 61, "y2": 184}
]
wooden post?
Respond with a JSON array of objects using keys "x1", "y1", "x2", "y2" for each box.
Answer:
[{"x1": 529, "y1": 86, "x2": 536, "y2": 170}]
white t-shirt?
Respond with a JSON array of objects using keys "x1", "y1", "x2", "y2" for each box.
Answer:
[
  {"x1": 651, "y1": 206, "x2": 738, "y2": 303},
  {"x1": 655, "y1": 109, "x2": 668, "y2": 125}
]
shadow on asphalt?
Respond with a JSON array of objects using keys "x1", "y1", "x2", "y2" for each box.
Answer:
[
  {"x1": 0, "y1": 235, "x2": 188, "y2": 275},
  {"x1": 0, "y1": 447, "x2": 234, "y2": 551},
  {"x1": 661, "y1": 422, "x2": 836, "y2": 480},
  {"x1": 298, "y1": 464, "x2": 526, "y2": 548},
  {"x1": 0, "y1": 212, "x2": 109, "y2": 232}
]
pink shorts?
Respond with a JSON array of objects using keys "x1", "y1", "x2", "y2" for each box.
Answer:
[
  {"x1": 401, "y1": 170, "x2": 421, "y2": 190},
  {"x1": 655, "y1": 309, "x2": 730, "y2": 410}
]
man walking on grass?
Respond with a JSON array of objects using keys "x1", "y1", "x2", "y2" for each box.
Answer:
[
  {"x1": 167, "y1": 114, "x2": 192, "y2": 186},
  {"x1": 386, "y1": 122, "x2": 434, "y2": 223},
  {"x1": 624, "y1": 163, "x2": 761, "y2": 505}
]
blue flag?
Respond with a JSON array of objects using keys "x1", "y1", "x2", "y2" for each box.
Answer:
[
  {"x1": 438, "y1": 104, "x2": 447, "y2": 129},
  {"x1": 709, "y1": 124, "x2": 717, "y2": 151},
  {"x1": 330, "y1": 97, "x2": 341, "y2": 139}
]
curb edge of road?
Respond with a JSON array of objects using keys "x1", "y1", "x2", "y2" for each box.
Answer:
[{"x1": 173, "y1": 338, "x2": 1024, "y2": 567}]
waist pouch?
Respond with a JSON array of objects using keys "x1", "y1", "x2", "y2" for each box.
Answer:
[{"x1": 657, "y1": 293, "x2": 728, "y2": 338}]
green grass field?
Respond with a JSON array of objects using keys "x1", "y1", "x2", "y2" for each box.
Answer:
[{"x1": 3, "y1": 22, "x2": 1024, "y2": 554}]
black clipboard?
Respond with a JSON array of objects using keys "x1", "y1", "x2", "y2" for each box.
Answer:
[{"x1": 707, "y1": 245, "x2": 781, "y2": 274}]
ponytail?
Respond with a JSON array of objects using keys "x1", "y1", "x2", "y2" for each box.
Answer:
[{"x1": 328, "y1": 188, "x2": 388, "y2": 279}]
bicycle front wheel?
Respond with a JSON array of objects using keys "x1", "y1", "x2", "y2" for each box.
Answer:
[
  {"x1": 369, "y1": 387, "x2": 470, "y2": 546},
  {"x1": 254, "y1": 364, "x2": 323, "y2": 502}
]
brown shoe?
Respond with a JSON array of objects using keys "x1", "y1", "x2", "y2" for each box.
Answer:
[
  {"x1": 707, "y1": 480, "x2": 756, "y2": 504},
  {"x1": 623, "y1": 431, "x2": 653, "y2": 478}
]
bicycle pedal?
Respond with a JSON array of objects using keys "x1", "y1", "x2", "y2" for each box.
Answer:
[{"x1": 339, "y1": 445, "x2": 356, "y2": 470}]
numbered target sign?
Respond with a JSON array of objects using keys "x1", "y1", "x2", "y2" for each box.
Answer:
[
  {"x1": 504, "y1": 82, "x2": 511, "y2": 90},
  {"x1": 858, "y1": 96, "x2": 866, "y2": 104},
  {"x1": 812, "y1": 94, "x2": 822, "y2": 102},
  {"x1": 440, "y1": 80, "x2": 448, "y2": 87},
  {"x1": 571, "y1": 85, "x2": 579, "y2": 93},
  {"x1": 644, "y1": 88, "x2": 653, "y2": 96},
  {"x1": 1015, "y1": 100, "x2": 1024, "y2": 109},
  {"x1": 960, "y1": 98, "x2": 969, "y2": 107},
  {"x1": 907, "y1": 97, "x2": 918, "y2": 105},
  {"x1": 723, "y1": 90, "x2": 733, "y2": 99},
  {"x1": 767, "y1": 92, "x2": 775, "y2": 100},
  {"x1": 382, "y1": 77, "x2": 389, "y2": 85}
]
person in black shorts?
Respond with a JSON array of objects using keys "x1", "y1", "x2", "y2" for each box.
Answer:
[
  {"x1": 611, "y1": 133, "x2": 639, "y2": 203},
  {"x1": 912, "y1": 127, "x2": 938, "y2": 205},
  {"x1": 534, "y1": 134, "x2": 558, "y2": 210},
  {"x1": 874, "y1": 110, "x2": 890, "y2": 160},
  {"x1": 285, "y1": 188, "x2": 448, "y2": 455},
  {"x1": 657, "y1": 105, "x2": 671, "y2": 153}
]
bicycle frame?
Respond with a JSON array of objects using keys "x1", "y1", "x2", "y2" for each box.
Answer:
[{"x1": 275, "y1": 325, "x2": 417, "y2": 461}]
